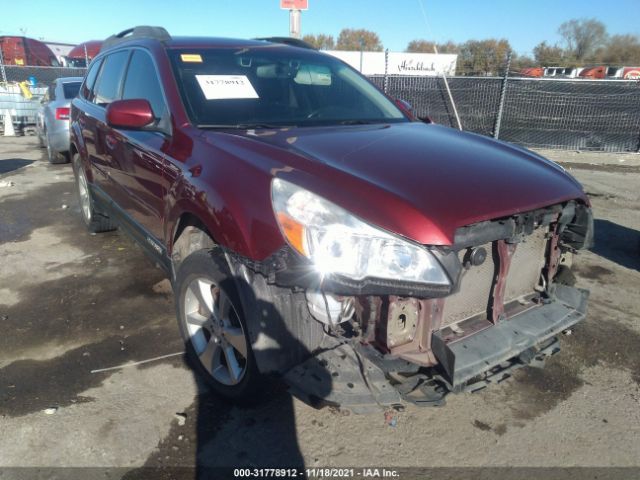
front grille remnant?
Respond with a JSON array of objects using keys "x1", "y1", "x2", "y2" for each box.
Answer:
[
  {"x1": 441, "y1": 227, "x2": 548, "y2": 328},
  {"x1": 441, "y1": 242, "x2": 495, "y2": 327},
  {"x1": 505, "y1": 227, "x2": 548, "y2": 302}
]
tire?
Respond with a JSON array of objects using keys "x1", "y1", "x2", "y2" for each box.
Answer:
[
  {"x1": 175, "y1": 249, "x2": 262, "y2": 400},
  {"x1": 72, "y1": 153, "x2": 117, "y2": 233},
  {"x1": 46, "y1": 132, "x2": 68, "y2": 164}
]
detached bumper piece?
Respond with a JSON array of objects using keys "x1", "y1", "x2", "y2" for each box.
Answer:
[
  {"x1": 284, "y1": 339, "x2": 403, "y2": 415},
  {"x1": 431, "y1": 284, "x2": 589, "y2": 389}
]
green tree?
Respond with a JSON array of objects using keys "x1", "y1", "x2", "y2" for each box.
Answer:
[
  {"x1": 533, "y1": 41, "x2": 565, "y2": 66},
  {"x1": 335, "y1": 28, "x2": 383, "y2": 51},
  {"x1": 302, "y1": 34, "x2": 335, "y2": 50},
  {"x1": 458, "y1": 39, "x2": 511, "y2": 75},
  {"x1": 558, "y1": 18, "x2": 607, "y2": 61},
  {"x1": 510, "y1": 53, "x2": 536, "y2": 71}
]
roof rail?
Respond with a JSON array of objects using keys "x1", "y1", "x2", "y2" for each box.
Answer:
[
  {"x1": 255, "y1": 37, "x2": 316, "y2": 50},
  {"x1": 101, "y1": 26, "x2": 171, "y2": 51}
]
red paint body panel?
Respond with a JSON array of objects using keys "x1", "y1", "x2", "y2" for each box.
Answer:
[
  {"x1": 202, "y1": 123, "x2": 585, "y2": 248},
  {"x1": 106, "y1": 99, "x2": 154, "y2": 129}
]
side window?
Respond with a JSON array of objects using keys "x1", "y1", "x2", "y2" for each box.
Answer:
[
  {"x1": 48, "y1": 85, "x2": 56, "y2": 101},
  {"x1": 122, "y1": 50, "x2": 167, "y2": 119},
  {"x1": 93, "y1": 50, "x2": 130, "y2": 107},
  {"x1": 81, "y1": 58, "x2": 103, "y2": 100}
]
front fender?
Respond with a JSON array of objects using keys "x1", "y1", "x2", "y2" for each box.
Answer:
[{"x1": 163, "y1": 150, "x2": 286, "y2": 262}]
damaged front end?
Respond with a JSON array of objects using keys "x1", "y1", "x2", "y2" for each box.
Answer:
[
  {"x1": 275, "y1": 199, "x2": 593, "y2": 412},
  {"x1": 226, "y1": 179, "x2": 594, "y2": 412}
]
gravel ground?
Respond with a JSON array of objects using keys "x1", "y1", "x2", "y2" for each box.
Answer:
[{"x1": 0, "y1": 137, "x2": 639, "y2": 478}]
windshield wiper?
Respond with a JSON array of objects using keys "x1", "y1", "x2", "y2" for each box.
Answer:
[
  {"x1": 196, "y1": 123, "x2": 291, "y2": 130},
  {"x1": 338, "y1": 119, "x2": 383, "y2": 125}
]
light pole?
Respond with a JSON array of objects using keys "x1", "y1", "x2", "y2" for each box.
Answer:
[
  {"x1": 289, "y1": 9, "x2": 301, "y2": 38},
  {"x1": 281, "y1": 0, "x2": 308, "y2": 39}
]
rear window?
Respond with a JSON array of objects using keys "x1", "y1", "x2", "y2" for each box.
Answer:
[{"x1": 62, "y1": 82, "x2": 81, "y2": 99}]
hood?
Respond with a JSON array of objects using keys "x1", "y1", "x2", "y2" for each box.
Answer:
[{"x1": 219, "y1": 122, "x2": 586, "y2": 246}]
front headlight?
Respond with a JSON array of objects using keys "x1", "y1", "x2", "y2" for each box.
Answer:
[{"x1": 271, "y1": 178, "x2": 450, "y2": 286}]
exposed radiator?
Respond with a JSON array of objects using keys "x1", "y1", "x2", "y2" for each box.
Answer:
[{"x1": 440, "y1": 227, "x2": 548, "y2": 328}]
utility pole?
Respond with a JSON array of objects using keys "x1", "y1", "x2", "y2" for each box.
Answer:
[
  {"x1": 289, "y1": 9, "x2": 301, "y2": 38},
  {"x1": 281, "y1": 0, "x2": 308, "y2": 39}
]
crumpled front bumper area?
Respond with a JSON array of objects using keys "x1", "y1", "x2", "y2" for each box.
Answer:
[{"x1": 284, "y1": 284, "x2": 589, "y2": 414}]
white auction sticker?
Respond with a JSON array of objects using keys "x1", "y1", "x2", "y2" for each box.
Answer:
[{"x1": 195, "y1": 75, "x2": 259, "y2": 100}]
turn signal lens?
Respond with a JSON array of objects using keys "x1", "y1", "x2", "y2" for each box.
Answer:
[{"x1": 276, "y1": 212, "x2": 306, "y2": 256}]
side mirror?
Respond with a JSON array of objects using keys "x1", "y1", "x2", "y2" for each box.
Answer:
[
  {"x1": 394, "y1": 98, "x2": 423, "y2": 122},
  {"x1": 394, "y1": 98, "x2": 434, "y2": 124},
  {"x1": 394, "y1": 98, "x2": 413, "y2": 114},
  {"x1": 106, "y1": 99, "x2": 155, "y2": 129}
]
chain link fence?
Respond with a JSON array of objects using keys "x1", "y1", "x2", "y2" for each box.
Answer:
[
  {"x1": 374, "y1": 74, "x2": 640, "y2": 152},
  {"x1": 0, "y1": 65, "x2": 86, "y2": 134},
  {"x1": 1, "y1": 65, "x2": 87, "y2": 85},
  {"x1": 1, "y1": 62, "x2": 639, "y2": 152}
]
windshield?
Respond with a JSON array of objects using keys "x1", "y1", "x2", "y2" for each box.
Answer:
[{"x1": 169, "y1": 47, "x2": 407, "y2": 128}]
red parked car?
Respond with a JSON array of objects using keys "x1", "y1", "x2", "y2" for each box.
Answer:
[{"x1": 70, "y1": 27, "x2": 592, "y2": 409}]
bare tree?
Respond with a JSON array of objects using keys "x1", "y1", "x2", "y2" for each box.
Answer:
[
  {"x1": 510, "y1": 53, "x2": 536, "y2": 71},
  {"x1": 406, "y1": 39, "x2": 437, "y2": 53},
  {"x1": 558, "y1": 18, "x2": 607, "y2": 61},
  {"x1": 335, "y1": 29, "x2": 383, "y2": 51},
  {"x1": 599, "y1": 34, "x2": 640, "y2": 64},
  {"x1": 302, "y1": 34, "x2": 335, "y2": 50},
  {"x1": 437, "y1": 41, "x2": 460, "y2": 54}
]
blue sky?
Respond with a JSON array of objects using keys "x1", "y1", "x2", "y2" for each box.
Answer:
[{"x1": 2, "y1": 0, "x2": 639, "y2": 54}]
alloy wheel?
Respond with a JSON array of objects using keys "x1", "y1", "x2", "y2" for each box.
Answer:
[
  {"x1": 77, "y1": 168, "x2": 92, "y2": 222},
  {"x1": 182, "y1": 277, "x2": 249, "y2": 385}
]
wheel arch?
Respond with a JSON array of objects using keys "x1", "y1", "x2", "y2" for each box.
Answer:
[{"x1": 169, "y1": 210, "x2": 217, "y2": 276}]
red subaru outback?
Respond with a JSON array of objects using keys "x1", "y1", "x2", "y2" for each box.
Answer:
[{"x1": 70, "y1": 27, "x2": 592, "y2": 410}]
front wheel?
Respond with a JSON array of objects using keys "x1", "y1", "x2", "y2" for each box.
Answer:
[{"x1": 175, "y1": 249, "x2": 261, "y2": 400}]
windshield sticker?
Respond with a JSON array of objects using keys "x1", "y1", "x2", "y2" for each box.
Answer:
[
  {"x1": 195, "y1": 75, "x2": 259, "y2": 100},
  {"x1": 181, "y1": 54, "x2": 203, "y2": 63}
]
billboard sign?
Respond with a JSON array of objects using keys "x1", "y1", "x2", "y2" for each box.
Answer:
[
  {"x1": 280, "y1": 0, "x2": 308, "y2": 10},
  {"x1": 325, "y1": 50, "x2": 457, "y2": 77}
]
